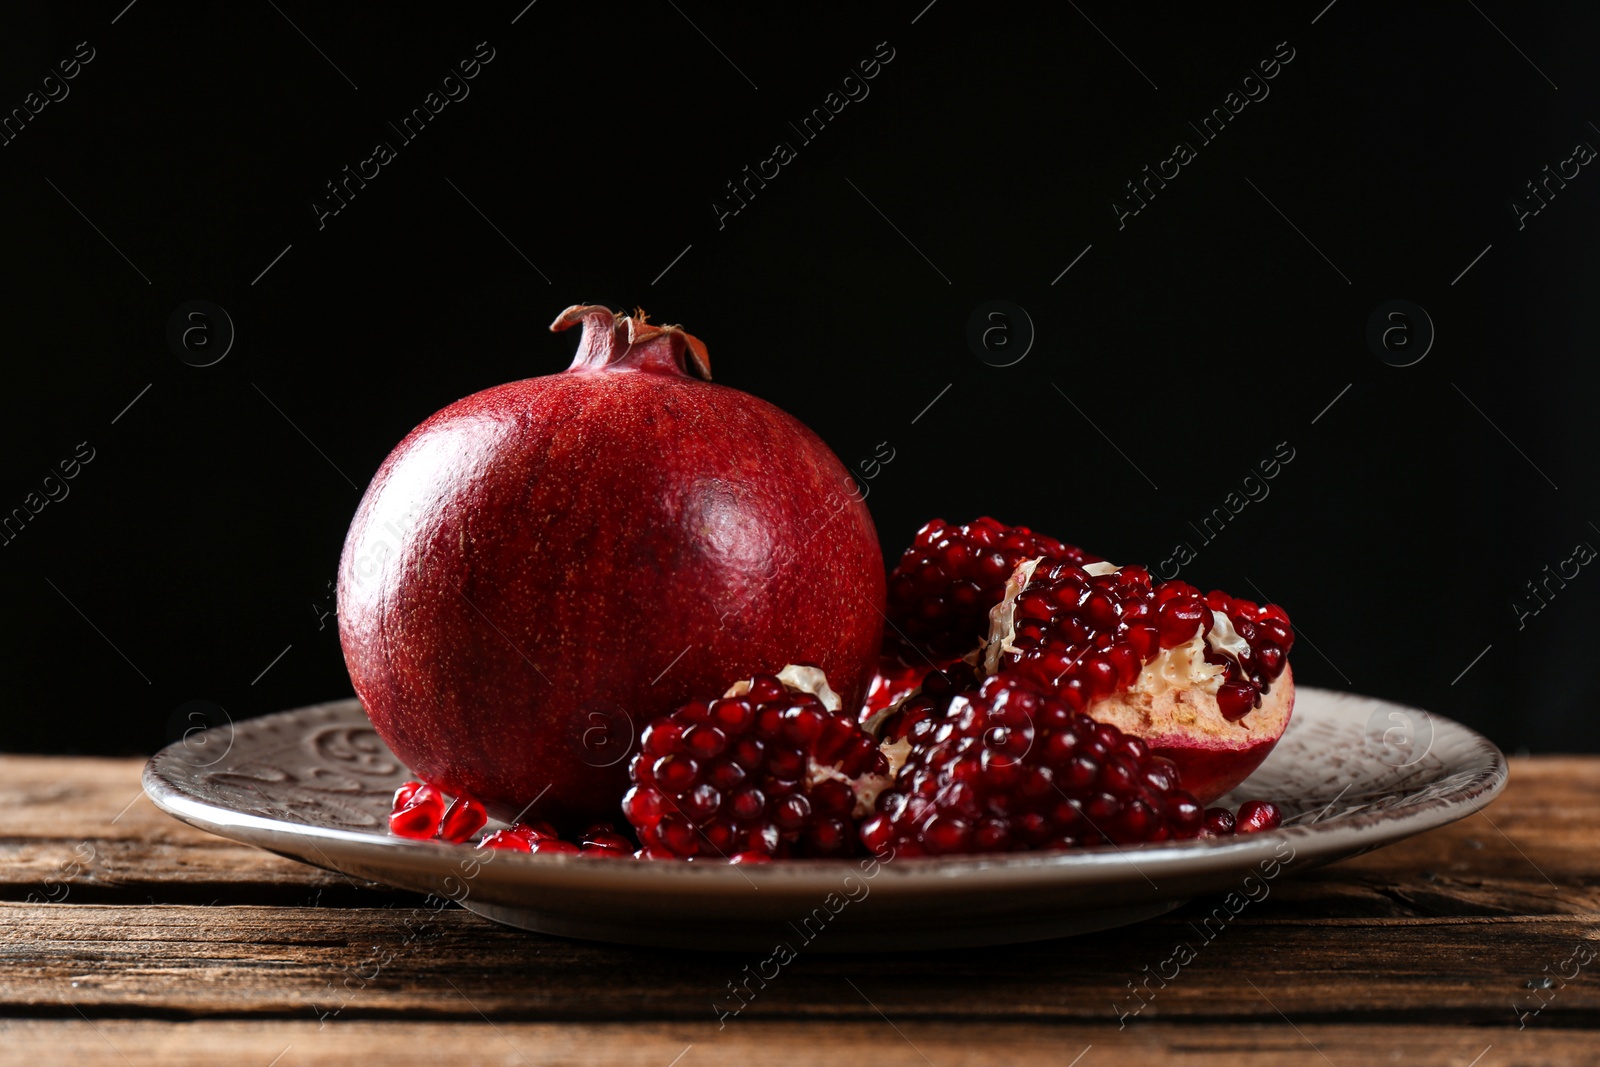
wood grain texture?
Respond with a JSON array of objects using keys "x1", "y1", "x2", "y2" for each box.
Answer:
[
  {"x1": 1, "y1": 755, "x2": 1596, "y2": 1065},
  {"x1": 0, "y1": 1020, "x2": 1588, "y2": 1067},
  {"x1": 0, "y1": 756, "x2": 403, "y2": 906}
]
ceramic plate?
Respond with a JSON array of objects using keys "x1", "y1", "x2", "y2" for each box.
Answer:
[{"x1": 143, "y1": 687, "x2": 1506, "y2": 951}]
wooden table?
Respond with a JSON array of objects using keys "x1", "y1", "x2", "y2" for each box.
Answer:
[{"x1": 2, "y1": 755, "x2": 1595, "y2": 1066}]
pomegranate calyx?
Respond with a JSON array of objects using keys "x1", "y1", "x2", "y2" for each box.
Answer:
[{"x1": 549, "y1": 303, "x2": 712, "y2": 381}]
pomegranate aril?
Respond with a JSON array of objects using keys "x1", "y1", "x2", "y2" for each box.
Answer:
[
  {"x1": 529, "y1": 837, "x2": 581, "y2": 855},
  {"x1": 1155, "y1": 598, "x2": 1208, "y2": 647},
  {"x1": 478, "y1": 830, "x2": 532, "y2": 851},
  {"x1": 389, "y1": 783, "x2": 446, "y2": 839},
  {"x1": 656, "y1": 815, "x2": 699, "y2": 855},
  {"x1": 1235, "y1": 800, "x2": 1283, "y2": 833},
  {"x1": 773, "y1": 794, "x2": 811, "y2": 831},
  {"x1": 747, "y1": 676, "x2": 787, "y2": 702},
  {"x1": 1202, "y1": 807, "x2": 1236, "y2": 836},
  {"x1": 1166, "y1": 793, "x2": 1203, "y2": 838},
  {"x1": 805, "y1": 817, "x2": 854, "y2": 855},
  {"x1": 579, "y1": 822, "x2": 635, "y2": 855},
  {"x1": 635, "y1": 846, "x2": 678, "y2": 860},
  {"x1": 685, "y1": 724, "x2": 728, "y2": 759},
  {"x1": 1216, "y1": 680, "x2": 1259, "y2": 722},
  {"x1": 653, "y1": 755, "x2": 699, "y2": 792},
  {"x1": 640, "y1": 719, "x2": 684, "y2": 758},
  {"x1": 438, "y1": 796, "x2": 489, "y2": 843}
]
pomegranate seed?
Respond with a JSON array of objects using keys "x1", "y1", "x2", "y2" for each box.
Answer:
[
  {"x1": 389, "y1": 783, "x2": 446, "y2": 839},
  {"x1": 1202, "y1": 807, "x2": 1236, "y2": 835},
  {"x1": 634, "y1": 846, "x2": 678, "y2": 860},
  {"x1": 510, "y1": 819, "x2": 559, "y2": 841},
  {"x1": 1165, "y1": 793, "x2": 1203, "y2": 838},
  {"x1": 1215, "y1": 680, "x2": 1259, "y2": 722},
  {"x1": 1235, "y1": 800, "x2": 1282, "y2": 833},
  {"x1": 478, "y1": 830, "x2": 532, "y2": 851},
  {"x1": 438, "y1": 796, "x2": 488, "y2": 843},
  {"x1": 529, "y1": 838, "x2": 581, "y2": 855},
  {"x1": 579, "y1": 822, "x2": 635, "y2": 855}
]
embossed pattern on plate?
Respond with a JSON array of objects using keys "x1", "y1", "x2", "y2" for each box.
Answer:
[{"x1": 143, "y1": 687, "x2": 1506, "y2": 951}]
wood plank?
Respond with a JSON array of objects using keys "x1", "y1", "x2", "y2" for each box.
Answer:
[
  {"x1": 2, "y1": 754, "x2": 1595, "y2": 1034},
  {"x1": 1, "y1": 753, "x2": 1596, "y2": 1059},
  {"x1": 1, "y1": 755, "x2": 1593, "y2": 917},
  {"x1": 0, "y1": 1019, "x2": 1584, "y2": 1067},
  {"x1": 2, "y1": 901, "x2": 1597, "y2": 1025},
  {"x1": 0, "y1": 756, "x2": 405, "y2": 906}
]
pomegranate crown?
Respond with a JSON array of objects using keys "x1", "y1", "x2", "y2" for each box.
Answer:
[{"x1": 550, "y1": 304, "x2": 712, "y2": 381}]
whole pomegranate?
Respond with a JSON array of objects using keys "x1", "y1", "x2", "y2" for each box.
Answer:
[{"x1": 338, "y1": 305, "x2": 884, "y2": 829}]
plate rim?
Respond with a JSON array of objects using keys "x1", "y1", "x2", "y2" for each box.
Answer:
[{"x1": 142, "y1": 686, "x2": 1508, "y2": 895}]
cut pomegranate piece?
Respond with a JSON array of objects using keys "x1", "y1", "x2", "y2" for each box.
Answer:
[
  {"x1": 981, "y1": 556, "x2": 1295, "y2": 803},
  {"x1": 885, "y1": 517, "x2": 1100, "y2": 664},
  {"x1": 860, "y1": 672, "x2": 1206, "y2": 857},
  {"x1": 624, "y1": 665, "x2": 902, "y2": 859},
  {"x1": 389, "y1": 782, "x2": 446, "y2": 839}
]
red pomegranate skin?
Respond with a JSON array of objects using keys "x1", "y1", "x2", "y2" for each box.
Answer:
[{"x1": 338, "y1": 306, "x2": 884, "y2": 829}]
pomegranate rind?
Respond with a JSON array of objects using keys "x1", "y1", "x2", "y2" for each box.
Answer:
[{"x1": 1093, "y1": 665, "x2": 1294, "y2": 803}]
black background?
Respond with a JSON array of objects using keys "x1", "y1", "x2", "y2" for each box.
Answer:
[{"x1": 3, "y1": 1, "x2": 1596, "y2": 756}]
